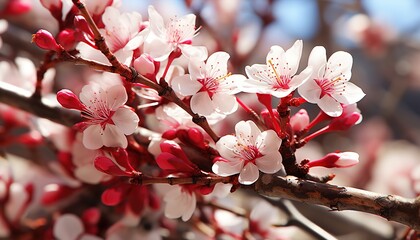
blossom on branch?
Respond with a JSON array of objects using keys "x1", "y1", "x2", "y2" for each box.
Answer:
[
  {"x1": 171, "y1": 51, "x2": 245, "y2": 116},
  {"x1": 244, "y1": 40, "x2": 312, "y2": 98},
  {"x1": 144, "y1": 5, "x2": 207, "y2": 61},
  {"x1": 57, "y1": 83, "x2": 139, "y2": 150},
  {"x1": 298, "y1": 46, "x2": 365, "y2": 117},
  {"x1": 212, "y1": 120, "x2": 283, "y2": 185}
]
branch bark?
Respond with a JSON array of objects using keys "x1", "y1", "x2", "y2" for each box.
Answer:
[{"x1": 0, "y1": 83, "x2": 419, "y2": 230}]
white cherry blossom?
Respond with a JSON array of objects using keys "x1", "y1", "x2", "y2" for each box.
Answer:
[
  {"x1": 171, "y1": 51, "x2": 245, "y2": 116},
  {"x1": 144, "y1": 5, "x2": 207, "y2": 61},
  {"x1": 163, "y1": 185, "x2": 196, "y2": 221},
  {"x1": 212, "y1": 120, "x2": 283, "y2": 185},
  {"x1": 298, "y1": 46, "x2": 365, "y2": 117},
  {"x1": 77, "y1": 6, "x2": 147, "y2": 65},
  {"x1": 244, "y1": 40, "x2": 312, "y2": 98}
]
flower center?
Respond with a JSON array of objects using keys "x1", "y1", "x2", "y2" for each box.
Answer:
[
  {"x1": 315, "y1": 77, "x2": 346, "y2": 98},
  {"x1": 198, "y1": 73, "x2": 231, "y2": 98},
  {"x1": 81, "y1": 91, "x2": 115, "y2": 128},
  {"x1": 239, "y1": 145, "x2": 262, "y2": 164},
  {"x1": 268, "y1": 59, "x2": 291, "y2": 90}
]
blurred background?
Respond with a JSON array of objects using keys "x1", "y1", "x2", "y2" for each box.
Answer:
[{"x1": 1, "y1": 0, "x2": 420, "y2": 239}]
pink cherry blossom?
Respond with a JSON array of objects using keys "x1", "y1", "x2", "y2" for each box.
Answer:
[
  {"x1": 171, "y1": 51, "x2": 246, "y2": 116},
  {"x1": 298, "y1": 46, "x2": 365, "y2": 117},
  {"x1": 77, "y1": 6, "x2": 147, "y2": 65},
  {"x1": 144, "y1": 5, "x2": 207, "y2": 61},
  {"x1": 57, "y1": 83, "x2": 139, "y2": 150},
  {"x1": 212, "y1": 120, "x2": 283, "y2": 185},
  {"x1": 244, "y1": 40, "x2": 312, "y2": 98},
  {"x1": 306, "y1": 151, "x2": 360, "y2": 168}
]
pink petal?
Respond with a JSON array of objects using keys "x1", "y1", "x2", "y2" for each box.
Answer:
[
  {"x1": 318, "y1": 95, "x2": 343, "y2": 117},
  {"x1": 106, "y1": 85, "x2": 127, "y2": 111},
  {"x1": 238, "y1": 163, "x2": 259, "y2": 185},
  {"x1": 255, "y1": 152, "x2": 283, "y2": 174},
  {"x1": 102, "y1": 124, "x2": 127, "y2": 148},
  {"x1": 112, "y1": 107, "x2": 139, "y2": 135},
  {"x1": 190, "y1": 91, "x2": 215, "y2": 116},
  {"x1": 308, "y1": 46, "x2": 327, "y2": 79},
  {"x1": 94, "y1": 156, "x2": 130, "y2": 176},
  {"x1": 53, "y1": 214, "x2": 84, "y2": 240},
  {"x1": 211, "y1": 93, "x2": 238, "y2": 115},
  {"x1": 5, "y1": 183, "x2": 28, "y2": 221},
  {"x1": 206, "y1": 51, "x2": 229, "y2": 79},
  {"x1": 101, "y1": 187, "x2": 123, "y2": 206},
  {"x1": 212, "y1": 160, "x2": 243, "y2": 176},
  {"x1": 82, "y1": 125, "x2": 103, "y2": 150},
  {"x1": 156, "y1": 152, "x2": 197, "y2": 173}
]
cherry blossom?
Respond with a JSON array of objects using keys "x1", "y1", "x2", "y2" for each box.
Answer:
[
  {"x1": 53, "y1": 214, "x2": 102, "y2": 240},
  {"x1": 298, "y1": 46, "x2": 365, "y2": 117},
  {"x1": 57, "y1": 83, "x2": 139, "y2": 150},
  {"x1": 212, "y1": 120, "x2": 283, "y2": 185},
  {"x1": 306, "y1": 151, "x2": 360, "y2": 168},
  {"x1": 171, "y1": 51, "x2": 245, "y2": 116},
  {"x1": 144, "y1": 5, "x2": 207, "y2": 61},
  {"x1": 77, "y1": 6, "x2": 147, "y2": 65},
  {"x1": 162, "y1": 185, "x2": 196, "y2": 221},
  {"x1": 244, "y1": 40, "x2": 312, "y2": 98}
]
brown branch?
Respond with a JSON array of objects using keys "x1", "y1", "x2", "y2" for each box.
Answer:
[
  {"x1": 255, "y1": 174, "x2": 420, "y2": 231},
  {"x1": 1, "y1": 83, "x2": 419, "y2": 230},
  {"x1": 128, "y1": 174, "x2": 235, "y2": 186}
]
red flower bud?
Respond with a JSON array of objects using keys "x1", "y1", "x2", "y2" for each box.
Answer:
[
  {"x1": 57, "y1": 29, "x2": 76, "y2": 50},
  {"x1": 32, "y1": 29, "x2": 61, "y2": 51},
  {"x1": 3, "y1": 0, "x2": 32, "y2": 15},
  {"x1": 306, "y1": 152, "x2": 359, "y2": 169},
  {"x1": 57, "y1": 89, "x2": 84, "y2": 111}
]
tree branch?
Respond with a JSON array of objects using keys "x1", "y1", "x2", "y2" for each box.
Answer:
[
  {"x1": 255, "y1": 174, "x2": 420, "y2": 231},
  {"x1": 1, "y1": 83, "x2": 419, "y2": 230}
]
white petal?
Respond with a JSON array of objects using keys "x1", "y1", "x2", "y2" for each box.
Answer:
[
  {"x1": 113, "y1": 49, "x2": 133, "y2": 66},
  {"x1": 102, "y1": 124, "x2": 127, "y2": 148},
  {"x1": 106, "y1": 85, "x2": 127, "y2": 111},
  {"x1": 324, "y1": 51, "x2": 353, "y2": 80},
  {"x1": 190, "y1": 91, "x2": 215, "y2": 116},
  {"x1": 182, "y1": 193, "x2": 196, "y2": 221},
  {"x1": 288, "y1": 66, "x2": 312, "y2": 89},
  {"x1": 219, "y1": 74, "x2": 246, "y2": 94},
  {"x1": 283, "y1": 40, "x2": 303, "y2": 76},
  {"x1": 297, "y1": 78, "x2": 322, "y2": 103},
  {"x1": 180, "y1": 45, "x2": 208, "y2": 61},
  {"x1": 266, "y1": 45, "x2": 285, "y2": 71},
  {"x1": 112, "y1": 108, "x2": 139, "y2": 135},
  {"x1": 147, "y1": 5, "x2": 165, "y2": 38},
  {"x1": 164, "y1": 187, "x2": 188, "y2": 219},
  {"x1": 318, "y1": 95, "x2": 343, "y2": 117},
  {"x1": 53, "y1": 214, "x2": 84, "y2": 240},
  {"x1": 144, "y1": 33, "x2": 173, "y2": 61},
  {"x1": 255, "y1": 152, "x2": 283, "y2": 174},
  {"x1": 83, "y1": 125, "x2": 103, "y2": 150},
  {"x1": 212, "y1": 93, "x2": 238, "y2": 115},
  {"x1": 74, "y1": 165, "x2": 105, "y2": 184},
  {"x1": 255, "y1": 130, "x2": 282, "y2": 154},
  {"x1": 80, "y1": 235, "x2": 102, "y2": 240},
  {"x1": 216, "y1": 135, "x2": 241, "y2": 160},
  {"x1": 188, "y1": 60, "x2": 206, "y2": 80},
  {"x1": 206, "y1": 51, "x2": 229, "y2": 79},
  {"x1": 244, "y1": 64, "x2": 274, "y2": 90},
  {"x1": 171, "y1": 75, "x2": 201, "y2": 96},
  {"x1": 308, "y1": 46, "x2": 327, "y2": 79},
  {"x1": 238, "y1": 163, "x2": 259, "y2": 185},
  {"x1": 5, "y1": 183, "x2": 28, "y2": 221},
  {"x1": 76, "y1": 42, "x2": 110, "y2": 65},
  {"x1": 235, "y1": 120, "x2": 261, "y2": 146},
  {"x1": 331, "y1": 82, "x2": 365, "y2": 104},
  {"x1": 212, "y1": 160, "x2": 243, "y2": 176}
]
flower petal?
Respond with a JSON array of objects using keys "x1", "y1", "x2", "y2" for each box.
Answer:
[
  {"x1": 255, "y1": 130, "x2": 281, "y2": 154},
  {"x1": 308, "y1": 46, "x2": 327, "y2": 79},
  {"x1": 324, "y1": 51, "x2": 353, "y2": 80},
  {"x1": 235, "y1": 120, "x2": 261, "y2": 146},
  {"x1": 255, "y1": 152, "x2": 283, "y2": 174},
  {"x1": 331, "y1": 82, "x2": 365, "y2": 105},
  {"x1": 212, "y1": 160, "x2": 243, "y2": 176},
  {"x1": 182, "y1": 192, "x2": 196, "y2": 221},
  {"x1": 206, "y1": 51, "x2": 229, "y2": 79},
  {"x1": 238, "y1": 163, "x2": 259, "y2": 185},
  {"x1": 112, "y1": 107, "x2": 139, "y2": 135},
  {"x1": 83, "y1": 125, "x2": 103, "y2": 150},
  {"x1": 102, "y1": 124, "x2": 127, "y2": 148},
  {"x1": 144, "y1": 33, "x2": 173, "y2": 61},
  {"x1": 74, "y1": 164, "x2": 105, "y2": 184},
  {"x1": 283, "y1": 40, "x2": 303, "y2": 76},
  {"x1": 190, "y1": 91, "x2": 215, "y2": 116},
  {"x1": 180, "y1": 45, "x2": 208, "y2": 61},
  {"x1": 318, "y1": 95, "x2": 343, "y2": 117},
  {"x1": 147, "y1": 5, "x2": 165, "y2": 38},
  {"x1": 106, "y1": 85, "x2": 127, "y2": 111},
  {"x1": 171, "y1": 74, "x2": 201, "y2": 96},
  {"x1": 216, "y1": 135, "x2": 241, "y2": 160},
  {"x1": 297, "y1": 77, "x2": 322, "y2": 103},
  {"x1": 212, "y1": 93, "x2": 238, "y2": 115}
]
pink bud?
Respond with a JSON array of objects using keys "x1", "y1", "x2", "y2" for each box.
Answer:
[
  {"x1": 306, "y1": 152, "x2": 359, "y2": 168},
  {"x1": 32, "y1": 29, "x2": 61, "y2": 51},
  {"x1": 260, "y1": 109, "x2": 279, "y2": 130},
  {"x1": 3, "y1": 0, "x2": 32, "y2": 15},
  {"x1": 290, "y1": 109, "x2": 309, "y2": 132},
  {"x1": 94, "y1": 156, "x2": 132, "y2": 177},
  {"x1": 133, "y1": 54, "x2": 156, "y2": 79},
  {"x1": 188, "y1": 128, "x2": 206, "y2": 148},
  {"x1": 328, "y1": 106, "x2": 362, "y2": 131},
  {"x1": 74, "y1": 15, "x2": 94, "y2": 37},
  {"x1": 101, "y1": 187, "x2": 123, "y2": 206},
  {"x1": 57, "y1": 89, "x2": 84, "y2": 111},
  {"x1": 57, "y1": 29, "x2": 76, "y2": 50}
]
